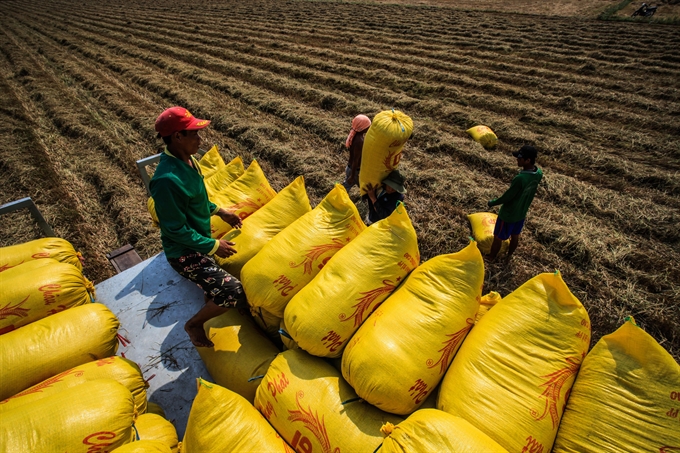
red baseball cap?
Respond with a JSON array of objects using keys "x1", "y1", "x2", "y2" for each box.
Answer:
[{"x1": 155, "y1": 107, "x2": 211, "y2": 138}]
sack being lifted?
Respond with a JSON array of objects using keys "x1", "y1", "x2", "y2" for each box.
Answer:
[
  {"x1": 466, "y1": 125, "x2": 498, "y2": 150},
  {"x1": 467, "y1": 212, "x2": 508, "y2": 255},
  {"x1": 437, "y1": 271, "x2": 591, "y2": 453},
  {"x1": 552, "y1": 317, "x2": 680, "y2": 453},
  {"x1": 359, "y1": 109, "x2": 413, "y2": 196}
]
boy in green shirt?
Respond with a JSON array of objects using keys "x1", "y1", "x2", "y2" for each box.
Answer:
[
  {"x1": 150, "y1": 106, "x2": 244, "y2": 348},
  {"x1": 487, "y1": 145, "x2": 543, "y2": 261}
]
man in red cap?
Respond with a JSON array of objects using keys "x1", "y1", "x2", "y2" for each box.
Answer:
[{"x1": 150, "y1": 106, "x2": 245, "y2": 348}]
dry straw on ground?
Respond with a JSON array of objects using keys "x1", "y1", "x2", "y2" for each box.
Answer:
[{"x1": 0, "y1": 0, "x2": 678, "y2": 361}]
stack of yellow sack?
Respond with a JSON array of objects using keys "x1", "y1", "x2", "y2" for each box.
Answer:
[
  {"x1": 0, "y1": 237, "x2": 83, "y2": 271},
  {"x1": 214, "y1": 176, "x2": 311, "y2": 279},
  {"x1": 438, "y1": 271, "x2": 591, "y2": 452},
  {"x1": 342, "y1": 241, "x2": 484, "y2": 415},
  {"x1": 241, "y1": 184, "x2": 365, "y2": 338},
  {"x1": 284, "y1": 204, "x2": 419, "y2": 358}
]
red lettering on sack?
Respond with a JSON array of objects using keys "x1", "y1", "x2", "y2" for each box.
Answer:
[
  {"x1": 667, "y1": 407, "x2": 679, "y2": 418},
  {"x1": 273, "y1": 275, "x2": 298, "y2": 297},
  {"x1": 403, "y1": 252, "x2": 418, "y2": 268},
  {"x1": 521, "y1": 436, "x2": 544, "y2": 453},
  {"x1": 321, "y1": 330, "x2": 344, "y2": 352},
  {"x1": 267, "y1": 372, "x2": 290, "y2": 402},
  {"x1": 670, "y1": 391, "x2": 679, "y2": 401},
  {"x1": 408, "y1": 379, "x2": 429, "y2": 404},
  {"x1": 258, "y1": 400, "x2": 276, "y2": 420},
  {"x1": 575, "y1": 330, "x2": 590, "y2": 344},
  {"x1": 83, "y1": 431, "x2": 116, "y2": 452},
  {"x1": 31, "y1": 252, "x2": 50, "y2": 259},
  {"x1": 39, "y1": 284, "x2": 61, "y2": 305},
  {"x1": 291, "y1": 430, "x2": 314, "y2": 453}
]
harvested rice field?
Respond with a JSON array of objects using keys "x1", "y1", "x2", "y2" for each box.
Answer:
[{"x1": 0, "y1": 0, "x2": 678, "y2": 360}]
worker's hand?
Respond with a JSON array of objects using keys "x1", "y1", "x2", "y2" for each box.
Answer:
[
  {"x1": 487, "y1": 200, "x2": 494, "y2": 208},
  {"x1": 365, "y1": 183, "x2": 378, "y2": 203},
  {"x1": 217, "y1": 209, "x2": 242, "y2": 229},
  {"x1": 215, "y1": 240, "x2": 237, "y2": 258}
]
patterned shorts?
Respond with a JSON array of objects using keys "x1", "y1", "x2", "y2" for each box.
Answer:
[{"x1": 167, "y1": 253, "x2": 247, "y2": 309}]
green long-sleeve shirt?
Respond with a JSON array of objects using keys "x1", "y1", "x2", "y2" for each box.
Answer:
[
  {"x1": 489, "y1": 167, "x2": 543, "y2": 223},
  {"x1": 150, "y1": 150, "x2": 220, "y2": 258}
]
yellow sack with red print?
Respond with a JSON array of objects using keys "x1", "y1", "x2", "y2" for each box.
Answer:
[
  {"x1": 0, "y1": 379, "x2": 135, "y2": 452},
  {"x1": 254, "y1": 349, "x2": 402, "y2": 453},
  {"x1": 553, "y1": 317, "x2": 680, "y2": 453},
  {"x1": 196, "y1": 145, "x2": 226, "y2": 179},
  {"x1": 0, "y1": 237, "x2": 82, "y2": 272},
  {"x1": 209, "y1": 160, "x2": 277, "y2": 239},
  {"x1": 242, "y1": 183, "x2": 365, "y2": 319},
  {"x1": 0, "y1": 356, "x2": 147, "y2": 414},
  {"x1": 197, "y1": 310, "x2": 279, "y2": 403},
  {"x1": 215, "y1": 176, "x2": 311, "y2": 279},
  {"x1": 203, "y1": 155, "x2": 245, "y2": 198},
  {"x1": 342, "y1": 242, "x2": 483, "y2": 415},
  {"x1": 467, "y1": 212, "x2": 508, "y2": 255},
  {"x1": 0, "y1": 259, "x2": 95, "y2": 334},
  {"x1": 437, "y1": 271, "x2": 591, "y2": 453},
  {"x1": 112, "y1": 440, "x2": 171, "y2": 453},
  {"x1": 134, "y1": 413, "x2": 179, "y2": 453},
  {"x1": 379, "y1": 409, "x2": 509, "y2": 453},
  {"x1": 284, "y1": 204, "x2": 419, "y2": 358},
  {"x1": 359, "y1": 110, "x2": 413, "y2": 196},
  {"x1": 466, "y1": 125, "x2": 498, "y2": 150},
  {"x1": 182, "y1": 378, "x2": 292, "y2": 453},
  {"x1": 0, "y1": 303, "x2": 120, "y2": 401}
]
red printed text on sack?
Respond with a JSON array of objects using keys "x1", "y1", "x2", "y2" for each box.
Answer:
[
  {"x1": 521, "y1": 435, "x2": 544, "y2": 453},
  {"x1": 40, "y1": 284, "x2": 61, "y2": 305},
  {"x1": 267, "y1": 372, "x2": 289, "y2": 402}
]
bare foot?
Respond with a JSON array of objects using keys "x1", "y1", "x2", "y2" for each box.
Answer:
[{"x1": 184, "y1": 322, "x2": 214, "y2": 348}]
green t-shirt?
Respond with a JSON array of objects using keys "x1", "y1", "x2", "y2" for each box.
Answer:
[
  {"x1": 489, "y1": 167, "x2": 543, "y2": 223},
  {"x1": 150, "y1": 150, "x2": 219, "y2": 258}
]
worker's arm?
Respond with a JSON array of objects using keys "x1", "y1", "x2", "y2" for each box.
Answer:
[
  {"x1": 488, "y1": 176, "x2": 522, "y2": 207},
  {"x1": 151, "y1": 178, "x2": 218, "y2": 255},
  {"x1": 347, "y1": 134, "x2": 364, "y2": 185}
]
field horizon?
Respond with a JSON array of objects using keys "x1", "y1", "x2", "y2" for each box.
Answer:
[{"x1": 1, "y1": 0, "x2": 678, "y2": 361}]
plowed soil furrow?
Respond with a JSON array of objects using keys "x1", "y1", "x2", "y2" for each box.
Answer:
[{"x1": 1, "y1": 0, "x2": 677, "y2": 359}]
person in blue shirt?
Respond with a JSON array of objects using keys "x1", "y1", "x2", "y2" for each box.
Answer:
[{"x1": 364, "y1": 170, "x2": 407, "y2": 225}]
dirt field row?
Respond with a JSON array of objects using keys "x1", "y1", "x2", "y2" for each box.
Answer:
[{"x1": 0, "y1": 0, "x2": 677, "y2": 359}]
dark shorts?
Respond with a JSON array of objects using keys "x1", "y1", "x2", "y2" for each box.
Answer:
[
  {"x1": 167, "y1": 253, "x2": 246, "y2": 309},
  {"x1": 493, "y1": 218, "x2": 525, "y2": 240}
]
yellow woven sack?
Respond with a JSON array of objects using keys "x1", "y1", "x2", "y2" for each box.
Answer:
[
  {"x1": 284, "y1": 204, "x2": 419, "y2": 358},
  {"x1": 0, "y1": 378, "x2": 135, "y2": 452},
  {"x1": 0, "y1": 237, "x2": 82, "y2": 272},
  {"x1": 475, "y1": 291, "x2": 501, "y2": 324},
  {"x1": 379, "y1": 409, "x2": 509, "y2": 453},
  {"x1": 196, "y1": 309, "x2": 279, "y2": 403},
  {"x1": 134, "y1": 413, "x2": 179, "y2": 453},
  {"x1": 466, "y1": 125, "x2": 498, "y2": 150},
  {"x1": 0, "y1": 259, "x2": 95, "y2": 334},
  {"x1": 146, "y1": 401, "x2": 166, "y2": 418},
  {"x1": 112, "y1": 440, "x2": 171, "y2": 453},
  {"x1": 359, "y1": 109, "x2": 413, "y2": 195},
  {"x1": 437, "y1": 271, "x2": 591, "y2": 453},
  {"x1": 553, "y1": 317, "x2": 680, "y2": 453},
  {"x1": 214, "y1": 176, "x2": 311, "y2": 278},
  {"x1": 254, "y1": 349, "x2": 402, "y2": 453},
  {"x1": 0, "y1": 356, "x2": 147, "y2": 414},
  {"x1": 196, "y1": 145, "x2": 225, "y2": 178},
  {"x1": 242, "y1": 183, "x2": 365, "y2": 318},
  {"x1": 0, "y1": 303, "x2": 119, "y2": 401},
  {"x1": 342, "y1": 242, "x2": 483, "y2": 415},
  {"x1": 203, "y1": 156, "x2": 245, "y2": 198},
  {"x1": 209, "y1": 160, "x2": 277, "y2": 238},
  {"x1": 279, "y1": 317, "x2": 300, "y2": 351},
  {"x1": 182, "y1": 378, "x2": 292, "y2": 453},
  {"x1": 467, "y1": 212, "x2": 508, "y2": 255},
  {"x1": 251, "y1": 305, "x2": 283, "y2": 341}
]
